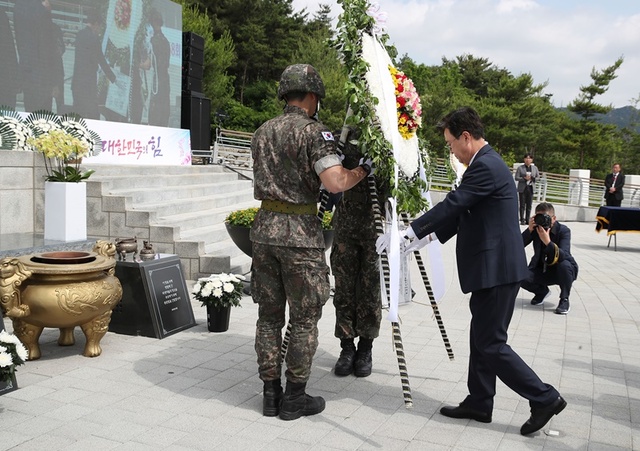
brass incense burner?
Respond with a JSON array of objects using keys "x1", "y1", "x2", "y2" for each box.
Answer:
[{"x1": 0, "y1": 241, "x2": 123, "y2": 360}]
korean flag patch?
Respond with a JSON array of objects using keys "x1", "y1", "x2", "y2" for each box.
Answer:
[{"x1": 321, "y1": 131, "x2": 334, "y2": 141}]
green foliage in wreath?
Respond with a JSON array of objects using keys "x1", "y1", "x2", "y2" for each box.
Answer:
[{"x1": 332, "y1": 0, "x2": 430, "y2": 216}]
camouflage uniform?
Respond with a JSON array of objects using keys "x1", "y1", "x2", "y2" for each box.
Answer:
[
  {"x1": 330, "y1": 131, "x2": 385, "y2": 342},
  {"x1": 251, "y1": 104, "x2": 341, "y2": 384}
]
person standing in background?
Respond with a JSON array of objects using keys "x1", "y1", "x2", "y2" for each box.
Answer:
[
  {"x1": 148, "y1": 8, "x2": 170, "y2": 127},
  {"x1": 13, "y1": 0, "x2": 55, "y2": 112},
  {"x1": 604, "y1": 163, "x2": 624, "y2": 207},
  {"x1": 0, "y1": 8, "x2": 20, "y2": 108},
  {"x1": 515, "y1": 153, "x2": 540, "y2": 225},
  {"x1": 71, "y1": 8, "x2": 116, "y2": 119}
]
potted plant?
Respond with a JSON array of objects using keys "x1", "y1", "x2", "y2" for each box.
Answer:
[
  {"x1": 191, "y1": 273, "x2": 246, "y2": 332},
  {"x1": 0, "y1": 330, "x2": 28, "y2": 395},
  {"x1": 224, "y1": 207, "x2": 334, "y2": 258},
  {"x1": 25, "y1": 111, "x2": 101, "y2": 242}
]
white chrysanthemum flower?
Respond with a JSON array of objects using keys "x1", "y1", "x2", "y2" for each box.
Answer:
[
  {"x1": 201, "y1": 284, "x2": 213, "y2": 297},
  {"x1": 211, "y1": 279, "x2": 222, "y2": 288},
  {"x1": 15, "y1": 342, "x2": 28, "y2": 361},
  {"x1": 223, "y1": 282, "x2": 235, "y2": 293},
  {"x1": 212, "y1": 287, "x2": 223, "y2": 298},
  {"x1": 0, "y1": 351, "x2": 13, "y2": 367},
  {"x1": 218, "y1": 273, "x2": 232, "y2": 283},
  {"x1": 191, "y1": 283, "x2": 201, "y2": 295},
  {"x1": 0, "y1": 330, "x2": 21, "y2": 345}
]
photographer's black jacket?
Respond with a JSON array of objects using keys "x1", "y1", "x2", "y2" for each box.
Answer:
[{"x1": 522, "y1": 221, "x2": 578, "y2": 275}]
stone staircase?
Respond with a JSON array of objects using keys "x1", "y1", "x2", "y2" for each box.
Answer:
[{"x1": 85, "y1": 164, "x2": 257, "y2": 280}]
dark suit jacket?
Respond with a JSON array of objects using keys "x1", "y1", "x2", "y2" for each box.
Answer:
[
  {"x1": 522, "y1": 221, "x2": 578, "y2": 276},
  {"x1": 71, "y1": 26, "x2": 116, "y2": 94},
  {"x1": 604, "y1": 172, "x2": 625, "y2": 201},
  {"x1": 411, "y1": 144, "x2": 529, "y2": 293}
]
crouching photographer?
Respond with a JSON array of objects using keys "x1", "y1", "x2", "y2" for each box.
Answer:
[{"x1": 521, "y1": 202, "x2": 578, "y2": 315}]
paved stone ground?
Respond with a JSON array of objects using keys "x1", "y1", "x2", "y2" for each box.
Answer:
[{"x1": 1, "y1": 221, "x2": 639, "y2": 450}]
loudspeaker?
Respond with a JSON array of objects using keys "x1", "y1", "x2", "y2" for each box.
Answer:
[
  {"x1": 181, "y1": 92, "x2": 211, "y2": 151},
  {"x1": 183, "y1": 31, "x2": 204, "y2": 51},
  {"x1": 183, "y1": 46, "x2": 204, "y2": 66},
  {"x1": 182, "y1": 75, "x2": 202, "y2": 93},
  {"x1": 182, "y1": 60, "x2": 203, "y2": 80}
]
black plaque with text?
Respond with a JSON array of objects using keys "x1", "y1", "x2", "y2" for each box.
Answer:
[{"x1": 112, "y1": 254, "x2": 196, "y2": 338}]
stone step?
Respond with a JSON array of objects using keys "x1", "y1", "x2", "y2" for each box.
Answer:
[
  {"x1": 84, "y1": 162, "x2": 257, "y2": 280},
  {"x1": 122, "y1": 188, "x2": 255, "y2": 217},
  {"x1": 93, "y1": 172, "x2": 239, "y2": 191},
  {"x1": 107, "y1": 179, "x2": 252, "y2": 205},
  {"x1": 86, "y1": 164, "x2": 223, "y2": 177}
]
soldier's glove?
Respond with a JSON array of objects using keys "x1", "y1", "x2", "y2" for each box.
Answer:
[
  {"x1": 403, "y1": 229, "x2": 435, "y2": 257},
  {"x1": 375, "y1": 225, "x2": 413, "y2": 255},
  {"x1": 358, "y1": 157, "x2": 374, "y2": 176},
  {"x1": 375, "y1": 230, "x2": 391, "y2": 255}
]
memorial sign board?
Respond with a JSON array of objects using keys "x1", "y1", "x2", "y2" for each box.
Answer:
[{"x1": 112, "y1": 254, "x2": 196, "y2": 338}]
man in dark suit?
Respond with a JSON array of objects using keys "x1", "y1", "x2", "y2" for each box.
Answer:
[
  {"x1": 515, "y1": 153, "x2": 540, "y2": 225},
  {"x1": 71, "y1": 9, "x2": 116, "y2": 119},
  {"x1": 522, "y1": 202, "x2": 578, "y2": 314},
  {"x1": 604, "y1": 163, "x2": 624, "y2": 207},
  {"x1": 400, "y1": 107, "x2": 566, "y2": 435}
]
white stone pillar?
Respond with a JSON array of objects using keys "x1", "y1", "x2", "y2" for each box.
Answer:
[{"x1": 569, "y1": 169, "x2": 590, "y2": 206}]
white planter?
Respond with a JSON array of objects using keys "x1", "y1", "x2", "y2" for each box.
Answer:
[{"x1": 44, "y1": 181, "x2": 87, "y2": 241}]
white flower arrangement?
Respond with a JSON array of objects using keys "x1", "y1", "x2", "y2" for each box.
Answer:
[
  {"x1": 0, "y1": 330, "x2": 28, "y2": 383},
  {"x1": 23, "y1": 112, "x2": 62, "y2": 137},
  {"x1": 0, "y1": 111, "x2": 33, "y2": 151},
  {"x1": 61, "y1": 114, "x2": 103, "y2": 157},
  {"x1": 192, "y1": 273, "x2": 246, "y2": 309}
]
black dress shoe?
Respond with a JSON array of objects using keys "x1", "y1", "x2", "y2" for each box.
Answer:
[
  {"x1": 520, "y1": 396, "x2": 567, "y2": 435},
  {"x1": 440, "y1": 404, "x2": 492, "y2": 423}
]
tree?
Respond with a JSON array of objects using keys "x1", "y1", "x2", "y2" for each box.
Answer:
[
  {"x1": 178, "y1": 2, "x2": 236, "y2": 122},
  {"x1": 567, "y1": 56, "x2": 624, "y2": 168}
]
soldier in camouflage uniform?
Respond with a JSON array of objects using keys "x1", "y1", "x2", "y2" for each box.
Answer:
[
  {"x1": 331, "y1": 126, "x2": 387, "y2": 378},
  {"x1": 251, "y1": 64, "x2": 372, "y2": 421}
]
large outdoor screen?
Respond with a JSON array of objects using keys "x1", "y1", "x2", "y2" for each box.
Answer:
[{"x1": 0, "y1": 0, "x2": 182, "y2": 128}]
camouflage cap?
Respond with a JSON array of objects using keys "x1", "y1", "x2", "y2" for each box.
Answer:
[{"x1": 277, "y1": 64, "x2": 325, "y2": 100}]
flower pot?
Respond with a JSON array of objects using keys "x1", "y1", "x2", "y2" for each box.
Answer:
[
  {"x1": 225, "y1": 224, "x2": 253, "y2": 257},
  {"x1": 44, "y1": 181, "x2": 87, "y2": 241},
  {"x1": 207, "y1": 305, "x2": 231, "y2": 332}
]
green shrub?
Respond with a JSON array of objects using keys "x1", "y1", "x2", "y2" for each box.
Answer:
[{"x1": 225, "y1": 207, "x2": 333, "y2": 230}]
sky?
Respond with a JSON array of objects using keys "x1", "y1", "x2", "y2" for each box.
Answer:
[{"x1": 290, "y1": 0, "x2": 640, "y2": 108}]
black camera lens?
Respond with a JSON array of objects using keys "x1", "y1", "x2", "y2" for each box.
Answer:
[{"x1": 534, "y1": 213, "x2": 551, "y2": 229}]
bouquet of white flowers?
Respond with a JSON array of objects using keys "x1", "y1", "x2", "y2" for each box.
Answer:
[
  {"x1": 0, "y1": 330, "x2": 28, "y2": 383},
  {"x1": 0, "y1": 110, "x2": 33, "y2": 151},
  {"x1": 192, "y1": 273, "x2": 246, "y2": 309}
]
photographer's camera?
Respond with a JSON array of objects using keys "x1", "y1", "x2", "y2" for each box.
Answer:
[{"x1": 534, "y1": 213, "x2": 552, "y2": 229}]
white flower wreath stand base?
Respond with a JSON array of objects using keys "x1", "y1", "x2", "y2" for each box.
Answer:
[{"x1": 44, "y1": 181, "x2": 87, "y2": 241}]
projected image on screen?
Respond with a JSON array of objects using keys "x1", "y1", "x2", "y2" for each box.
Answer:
[{"x1": 0, "y1": 0, "x2": 182, "y2": 128}]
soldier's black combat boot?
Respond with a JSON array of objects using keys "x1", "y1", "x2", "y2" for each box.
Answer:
[
  {"x1": 354, "y1": 338, "x2": 373, "y2": 377},
  {"x1": 334, "y1": 338, "x2": 356, "y2": 376},
  {"x1": 279, "y1": 381, "x2": 325, "y2": 421},
  {"x1": 263, "y1": 379, "x2": 283, "y2": 416}
]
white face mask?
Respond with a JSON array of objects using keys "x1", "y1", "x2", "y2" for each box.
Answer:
[{"x1": 312, "y1": 99, "x2": 321, "y2": 121}]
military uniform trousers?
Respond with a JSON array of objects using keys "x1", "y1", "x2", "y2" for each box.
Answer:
[
  {"x1": 252, "y1": 242, "x2": 330, "y2": 384},
  {"x1": 330, "y1": 234, "x2": 381, "y2": 340}
]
